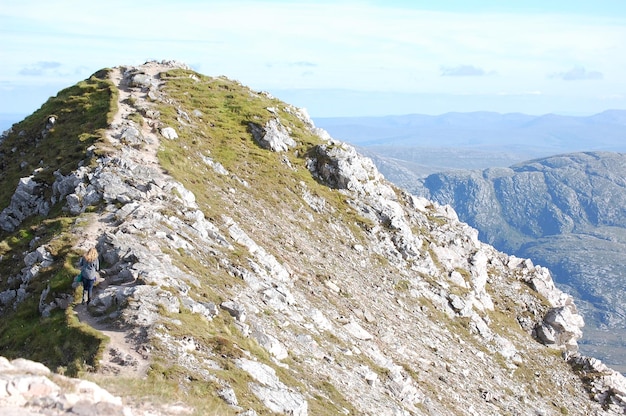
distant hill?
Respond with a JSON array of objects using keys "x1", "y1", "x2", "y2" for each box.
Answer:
[{"x1": 411, "y1": 151, "x2": 626, "y2": 375}]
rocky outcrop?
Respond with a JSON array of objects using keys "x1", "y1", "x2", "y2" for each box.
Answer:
[
  {"x1": 567, "y1": 353, "x2": 626, "y2": 411},
  {"x1": 249, "y1": 118, "x2": 296, "y2": 152},
  {"x1": 0, "y1": 356, "x2": 125, "y2": 415},
  {"x1": 236, "y1": 358, "x2": 307, "y2": 415},
  {"x1": 0, "y1": 356, "x2": 193, "y2": 416},
  {"x1": 0, "y1": 176, "x2": 50, "y2": 232}
]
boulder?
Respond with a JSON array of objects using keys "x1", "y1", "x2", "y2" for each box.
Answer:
[
  {"x1": 160, "y1": 126, "x2": 178, "y2": 140},
  {"x1": 0, "y1": 356, "x2": 128, "y2": 414},
  {"x1": 0, "y1": 177, "x2": 50, "y2": 232},
  {"x1": 537, "y1": 303, "x2": 584, "y2": 349},
  {"x1": 129, "y1": 73, "x2": 153, "y2": 89},
  {"x1": 120, "y1": 125, "x2": 143, "y2": 146},
  {"x1": 248, "y1": 118, "x2": 296, "y2": 152}
]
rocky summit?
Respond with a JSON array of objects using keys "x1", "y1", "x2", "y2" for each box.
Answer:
[{"x1": 0, "y1": 60, "x2": 625, "y2": 415}]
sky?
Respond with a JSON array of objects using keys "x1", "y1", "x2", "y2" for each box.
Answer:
[{"x1": 1, "y1": 0, "x2": 625, "y2": 122}]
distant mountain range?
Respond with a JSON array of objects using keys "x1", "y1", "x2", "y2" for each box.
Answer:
[{"x1": 314, "y1": 110, "x2": 626, "y2": 177}]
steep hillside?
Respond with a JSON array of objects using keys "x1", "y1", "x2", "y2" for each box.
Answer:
[
  {"x1": 0, "y1": 61, "x2": 625, "y2": 415},
  {"x1": 412, "y1": 152, "x2": 626, "y2": 375}
]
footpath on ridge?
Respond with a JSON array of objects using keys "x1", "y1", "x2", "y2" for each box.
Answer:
[{"x1": 73, "y1": 63, "x2": 170, "y2": 379}]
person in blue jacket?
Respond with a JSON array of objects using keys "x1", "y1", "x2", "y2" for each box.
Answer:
[{"x1": 79, "y1": 247, "x2": 99, "y2": 304}]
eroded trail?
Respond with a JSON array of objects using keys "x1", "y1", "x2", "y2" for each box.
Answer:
[{"x1": 72, "y1": 64, "x2": 166, "y2": 378}]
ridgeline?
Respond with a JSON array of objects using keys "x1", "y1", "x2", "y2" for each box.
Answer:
[{"x1": 0, "y1": 61, "x2": 624, "y2": 415}]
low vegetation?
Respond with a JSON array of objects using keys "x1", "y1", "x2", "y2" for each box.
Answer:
[{"x1": 0, "y1": 71, "x2": 116, "y2": 375}]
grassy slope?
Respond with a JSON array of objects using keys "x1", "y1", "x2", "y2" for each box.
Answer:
[
  {"x1": 149, "y1": 70, "x2": 363, "y2": 414},
  {"x1": 153, "y1": 70, "x2": 607, "y2": 415},
  {"x1": 0, "y1": 71, "x2": 116, "y2": 375},
  {"x1": 0, "y1": 67, "x2": 360, "y2": 413},
  {"x1": 142, "y1": 70, "x2": 572, "y2": 414}
]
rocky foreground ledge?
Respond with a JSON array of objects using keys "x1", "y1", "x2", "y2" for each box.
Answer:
[{"x1": 0, "y1": 356, "x2": 192, "y2": 416}]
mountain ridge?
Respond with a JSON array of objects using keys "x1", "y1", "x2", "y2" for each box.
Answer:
[{"x1": 0, "y1": 61, "x2": 625, "y2": 415}]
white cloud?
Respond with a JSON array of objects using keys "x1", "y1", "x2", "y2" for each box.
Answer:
[
  {"x1": 550, "y1": 66, "x2": 604, "y2": 81},
  {"x1": 440, "y1": 65, "x2": 494, "y2": 77},
  {"x1": 18, "y1": 61, "x2": 62, "y2": 76}
]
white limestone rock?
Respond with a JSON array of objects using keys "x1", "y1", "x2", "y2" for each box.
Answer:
[
  {"x1": 249, "y1": 118, "x2": 296, "y2": 152},
  {"x1": 160, "y1": 126, "x2": 179, "y2": 140}
]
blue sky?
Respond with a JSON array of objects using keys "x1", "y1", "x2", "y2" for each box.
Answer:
[{"x1": 1, "y1": 0, "x2": 625, "y2": 120}]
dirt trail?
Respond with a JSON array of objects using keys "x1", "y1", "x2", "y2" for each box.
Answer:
[
  {"x1": 73, "y1": 65, "x2": 165, "y2": 378},
  {"x1": 109, "y1": 63, "x2": 163, "y2": 167}
]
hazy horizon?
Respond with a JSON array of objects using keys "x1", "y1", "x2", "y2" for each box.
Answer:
[{"x1": 3, "y1": 107, "x2": 625, "y2": 135}]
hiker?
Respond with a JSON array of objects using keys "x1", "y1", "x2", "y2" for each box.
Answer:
[{"x1": 79, "y1": 247, "x2": 99, "y2": 304}]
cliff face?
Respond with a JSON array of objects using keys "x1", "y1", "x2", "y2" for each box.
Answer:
[
  {"x1": 0, "y1": 61, "x2": 625, "y2": 415},
  {"x1": 413, "y1": 152, "x2": 626, "y2": 375}
]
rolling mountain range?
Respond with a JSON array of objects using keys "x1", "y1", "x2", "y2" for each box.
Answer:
[
  {"x1": 0, "y1": 61, "x2": 625, "y2": 415},
  {"x1": 314, "y1": 110, "x2": 626, "y2": 177}
]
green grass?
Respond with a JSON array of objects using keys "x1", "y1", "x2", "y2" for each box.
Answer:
[
  {"x1": 395, "y1": 279, "x2": 411, "y2": 292},
  {"x1": 0, "y1": 70, "x2": 117, "y2": 376},
  {"x1": 153, "y1": 69, "x2": 372, "y2": 274},
  {"x1": 0, "y1": 213, "x2": 109, "y2": 376},
  {"x1": 0, "y1": 299, "x2": 107, "y2": 376},
  {"x1": 97, "y1": 370, "x2": 237, "y2": 416},
  {"x1": 0, "y1": 71, "x2": 116, "y2": 210},
  {"x1": 143, "y1": 309, "x2": 275, "y2": 413},
  {"x1": 309, "y1": 380, "x2": 358, "y2": 415}
]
